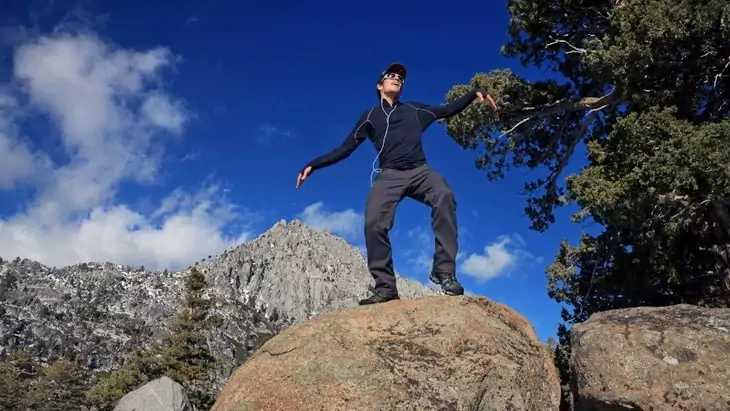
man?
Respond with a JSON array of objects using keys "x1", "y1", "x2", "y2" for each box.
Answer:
[{"x1": 296, "y1": 62, "x2": 498, "y2": 305}]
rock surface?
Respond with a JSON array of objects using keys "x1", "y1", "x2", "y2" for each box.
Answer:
[
  {"x1": 0, "y1": 219, "x2": 435, "y2": 393},
  {"x1": 570, "y1": 304, "x2": 730, "y2": 411},
  {"x1": 212, "y1": 295, "x2": 561, "y2": 411},
  {"x1": 113, "y1": 376, "x2": 194, "y2": 411}
]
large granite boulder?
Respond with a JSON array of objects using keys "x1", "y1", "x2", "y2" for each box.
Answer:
[{"x1": 212, "y1": 295, "x2": 560, "y2": 411}]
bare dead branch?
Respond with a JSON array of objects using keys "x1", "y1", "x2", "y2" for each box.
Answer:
[
  {"x1": 495, "y1": 117, "x2": 532, "y2": 140},
  {"x1": 510, "y1": 97, "x2": 571, "y2": 113},
  {"x1": 546, "y1": 39, "x2": 587, "y2": 54},
  {"x1": 587, "y1": 104, "x2": 610, "y2": 113},
  {"x1": 498, "y1": 90, "x2": 618, "y2": 140},
  {"x1": 546, "y1": 110, "x2": 598, "y2": 193},
  {"x1": 658, "y1": 193, "x2": 690, "y2": 203},
  {"x1": 713, "y1": 58, "x2": 730, "y2": 89}
]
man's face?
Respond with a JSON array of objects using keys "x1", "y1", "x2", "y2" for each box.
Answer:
[{"x1": 378, "y1": 72, "x2": 404, "y2": 95}]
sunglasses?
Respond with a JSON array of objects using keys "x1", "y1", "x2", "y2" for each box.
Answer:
[{"x1": 381, "y1": 72, "x2": 405, "y2": 83}]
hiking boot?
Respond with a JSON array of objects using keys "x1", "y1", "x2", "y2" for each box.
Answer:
[
  {"x1": 358, "y1": 292, "x2": 400, "y2": 305},
  {"x1": 429, "y1": 272, "x2": 464, "y2": 296}
]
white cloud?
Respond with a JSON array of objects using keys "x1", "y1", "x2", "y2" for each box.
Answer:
[
  {"x1": 397, "y1": 226, "x2": 476, "y2": 293},
  {"x1": 402, "y1": 226, "x2": 467, "y2": 274},
  {"x1": 0, "y1": 28, "x2": 251, "y2": 270},
  {"x1": 399, "y1": 225, "x2": 537, "y2": 284},
  {"x1": 256, "y1": 123, "x2": 293, "y2": 145},
  {"x1": 459, "y1": 234, "x2": 537, "y2": 282},
  {"x1": 297, "y1": 202, "x2": 363, "y2": 240},
  {"x1": 0, "y1": 93, "x2": 45, "y2": 189}
]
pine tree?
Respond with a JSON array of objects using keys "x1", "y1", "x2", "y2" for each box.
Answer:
[
  {"x1": 87, "y1": 267, "x2": 221, "y2": 410},
  {"x1": 86, "y1": 348, "x2": 163, "y2": 409},
  {"x1": 0, "y1": 349, "x2": 39, "y2": 410},
  {"x1": 160, "y1": 267, "x2": 220, "y2": 409},
  {"x1": 26, "y1": 358, "x2": 91, "y2": 410}
]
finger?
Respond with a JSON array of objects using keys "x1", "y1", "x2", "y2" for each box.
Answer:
[
  {"x1": 297, "y1": 167, "x2": 312, "y2": 188},
  {"x1": 487, "y1": 95, "x2": 497, "y2": 109}
]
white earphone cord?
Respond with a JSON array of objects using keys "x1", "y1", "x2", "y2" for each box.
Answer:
[{"x1": 370, "y1": 100, "x2": 395, "y2": 186}]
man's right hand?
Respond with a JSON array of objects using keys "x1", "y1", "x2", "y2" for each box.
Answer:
[
  {"x1": 476, "y1": 90, "x2": 498, "y2": 110},
  {"x1": 296, "y1": 166, "x2": 312, "y2": 188}
]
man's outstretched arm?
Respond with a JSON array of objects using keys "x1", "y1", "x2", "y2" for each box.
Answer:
[
  {"x1": 419, "y1": 87, "x2": 495, "y2": 120},
  {"x1": 297, "y1": 109, "x2": 373, "y2": 187}
]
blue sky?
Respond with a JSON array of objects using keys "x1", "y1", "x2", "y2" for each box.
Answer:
[{"x1": 0, "y1": 0, "x2": 590, "y2": 342}]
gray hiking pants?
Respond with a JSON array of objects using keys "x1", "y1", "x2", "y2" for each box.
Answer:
[{"x1": 364, "y1": 164, "x2": 458, "y2": 297}]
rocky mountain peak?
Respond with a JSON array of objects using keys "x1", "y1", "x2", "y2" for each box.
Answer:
[{"x1": 198, "y1": 218, "x2": 435, "y2": 325}]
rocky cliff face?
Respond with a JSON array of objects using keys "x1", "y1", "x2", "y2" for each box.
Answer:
[{"x1": 0, "y1": 219, "x2": 435, "y2": 391}]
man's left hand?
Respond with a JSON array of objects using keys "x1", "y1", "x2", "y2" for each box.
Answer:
[{"x1": 476, "y1": 90, "x2": 498, "y2": 110}]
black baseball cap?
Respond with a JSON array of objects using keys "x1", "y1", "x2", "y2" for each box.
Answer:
[{"x1": 378, "y1": 62, "x2": 407, "y2": 82}]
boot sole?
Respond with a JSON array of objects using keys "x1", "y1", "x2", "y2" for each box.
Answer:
[{"x1": 358, "y1": 296, "x2": 400, "y2": 305}]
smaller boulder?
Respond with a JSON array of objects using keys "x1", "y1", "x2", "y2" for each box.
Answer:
[
  {"x1": 113, "y1": 376, "x2": 194, "y2": 411},
  {"x1": 570, "y1": 304, "x2": 730, "y2": 411}
]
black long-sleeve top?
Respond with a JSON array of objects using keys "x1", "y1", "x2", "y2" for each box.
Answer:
[{"x1": 302, "y1": 88, "x2": 485, "y2": 173}]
